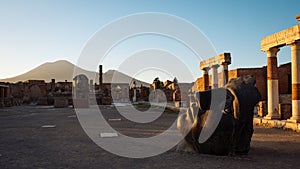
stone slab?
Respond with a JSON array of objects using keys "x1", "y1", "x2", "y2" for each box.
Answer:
[
  {"x1": 254, "y1": 117, "x2": 300, "y2": 132},
  {"x1": 200, "y1": 53, "x2": 231, "y2": 69},
  {"x1": 261, "y1": 24, "x2": 300, "y2": 51}
]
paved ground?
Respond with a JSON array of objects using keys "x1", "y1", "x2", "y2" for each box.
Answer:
[{"x1": 1, "y1": 105, "x2": 300, "y2": 169}]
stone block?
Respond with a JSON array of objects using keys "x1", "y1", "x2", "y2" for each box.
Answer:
[
  {"x1": 261, "y1": 119, "x2": 275, "y2": 127},
  {"x1": 253, "y1": 117, "x2": 262, "y2": 125},
  {"x1": 54, "y1": 98, "x2": 69, "y2": 108},
  {"x1": 274, "y1": 120, "x2": 286, "y2": 129},
  {"x1": 284, "y1": 122, "x2": 298, "y2": 131}
]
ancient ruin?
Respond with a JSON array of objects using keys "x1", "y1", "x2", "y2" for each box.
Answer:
[
  {"x1": 261, "y1": 15, "x2": 300, "y2": 122},
  {"x1": 200, "y1": 53, "x2": 231, "y2": 90},
  {"x1": 0, "y1": 79, "x2": 72, "y2": 107}
]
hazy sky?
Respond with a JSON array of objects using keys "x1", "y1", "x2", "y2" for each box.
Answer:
[{"x1": 0, "y1": 0, "x2": 299, "y2": 82}]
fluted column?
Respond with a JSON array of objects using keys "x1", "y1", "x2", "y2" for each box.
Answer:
[
  {"x1": 203, "y1": 67, "x2": 210, "y2": 90},
  {"x1": 221, "y1": 63, "x2": 229, "y2": 87},
  {"x1": 211, "y1": 65, "x2": 219, "y2": 89},
  {"x1": 289, "y1": 41, "x2": 300, "y2": 122},
  {"x1": 265, "y1": 47, "x2": 280, "y2": 120}
]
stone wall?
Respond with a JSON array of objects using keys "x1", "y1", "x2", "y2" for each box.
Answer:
[
  {"x1": 278, "y1": 63, "x2": 291, "y2": 95},
  {"x1": 194, "y1": 63, "x2": 291, "y2": 102}
]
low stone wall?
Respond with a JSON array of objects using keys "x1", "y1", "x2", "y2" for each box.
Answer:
[{"x1": 254, "y1": 117, "x2": 300, "y2": 132}]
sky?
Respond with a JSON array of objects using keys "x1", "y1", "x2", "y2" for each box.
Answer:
[{"x1": 0, "y1": 0, "x2": 299, "y2": 83}]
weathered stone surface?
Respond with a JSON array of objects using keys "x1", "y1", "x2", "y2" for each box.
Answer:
[
  {"x1": 177, "y1": 75, "x2": 260, "y2": 155},
  {"x1": 200, "y1": 53, "x2": 231, "y2": 70},
  {"x1": 261, "y1": 24, "x2": 300, "y2": 51}
]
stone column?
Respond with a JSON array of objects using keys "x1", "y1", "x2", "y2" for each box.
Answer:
[
  {"x1": 203, "y1": 67, "x2": 210, "y2": 90},
  {"x1": 265, "y1": 47, "x2": 280, "y2": 120},
  {"x1": 133, "y1": 88, "x2": 137, "y2": 102},
  {"x1": 289, "y1": 41, "x2": 300, "y2": 122},
  {"x1": 211, "y1": 65, "x2": 219, "y2": 89},
  {"x1": 221, "y1": 63, "x2": 229, "y2": 87},
  {"x1": 99, "y1": 65, "x2": 103, "y2": 86}
]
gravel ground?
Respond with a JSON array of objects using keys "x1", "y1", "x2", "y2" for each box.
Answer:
[{"x1": 1, "y1": 105, "x2": 300, "y2": 169}]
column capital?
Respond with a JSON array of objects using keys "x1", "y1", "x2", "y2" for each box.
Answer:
[
  {"x1": 211, "y1": 64, "x2": 219, "y2": 69},
  {"x1": 202, "y1": 67, "x2": 210, "y2": 72},
  {"x1": 221, "y1": 63, "x2": 229, "y2": 70},
  {"x1": 289, "y1": 40, "x2": 300, "y2": 49},
  {"x1": 266, "y1": 47, "x2": 280, "y2": 57}
]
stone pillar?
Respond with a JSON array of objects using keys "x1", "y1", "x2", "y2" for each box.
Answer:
[
  {"x1": 221, "y1": 63, "x2": 229, "y2": 87},
  {"x1": 289, "y1": 41, "x2": 300, "y2": 122},
  {"x1": 99, "y1": 65, "x2": 103, "y2": 86},
  {"x1": 133, "y1": 88, "x2": 137, "y2": 102},
  {"x1": 265, "y1": 47, "x2": 280, "y2": 120},
  {"x1": 211, "y1": 65, "x2": 219, "y2": 89},
  {"x1": 203, "y1": 67, "x2": 210, "y2": 90}
]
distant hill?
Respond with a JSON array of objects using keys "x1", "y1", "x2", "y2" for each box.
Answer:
[{"x1": 0, "y1": 60, "x2": 149, "y2": 86}]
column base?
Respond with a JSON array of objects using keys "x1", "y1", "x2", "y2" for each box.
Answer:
[
  {"x1": 287, "y1": 116, "x2": 300, "y2": 123},
  {"x1": 264, "y1": 114, "x2": 281, "y2": 120},
  {"x1": 212, "y1": 84, "x2": 218, "y2": 89}
]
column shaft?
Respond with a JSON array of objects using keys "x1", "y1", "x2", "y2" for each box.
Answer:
[
  {"x1": 211, "y1": 65, "x2": 219, "y2": 89},
  {"x1": 221, "y1": 63, "x2": 229, "y2": 87},
  {"x1": 289, "y1": 41, "x2": 300, "y2": 122},
  {"x1": 265, "y1": 47, "x2": 280, "y2": 120},
  {"x1": 203, "y1": 67, "x2": 210, "y2": 90}
]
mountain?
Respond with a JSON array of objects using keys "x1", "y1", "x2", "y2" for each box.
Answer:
[{"x1": 0, "y1": 60, "x2": 149, "y2": 86}]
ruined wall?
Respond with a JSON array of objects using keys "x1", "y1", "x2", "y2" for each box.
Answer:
[
  {"x1": 235, "y1": 67, "x2": 267, "y2": 100},
  {"x1": 193, "y1": 77, "x2": 204, "y2": 92},
  {"x1": 194, "y1": 63, "x2": 291, "y2": 102},
  {"x1": 278, "y1": 63, "x2": 291, "y2": 95}
]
